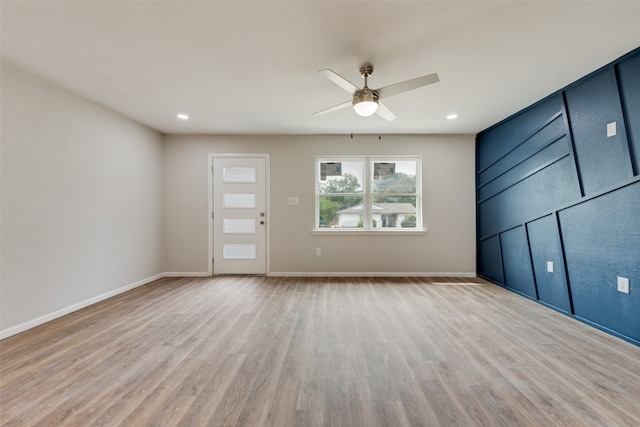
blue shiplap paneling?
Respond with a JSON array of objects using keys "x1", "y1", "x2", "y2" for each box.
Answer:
[
  {"x1": 526, "y1": 214, "x2": 572, "y2": 313},
  {"x1": 477, "y1": 95, "x2": 564, "y2": 172},
  {"x1": 478, "y1": 235, "x2": 504, "y2": 285},
  {"x1": 558, "y1": 182, "x2": 640, "y2": 343},
  {"x1": 617, "y1": 52, "x2": 640, "y2": 175},
  {"x1": 500, "y1": 226, "x2": 537, "y2": 298},
  {"x1": 478, "y1": 135, "x2": 570, "y2": 201},
  {"x1": 478, "y1": 157, "x2": 579, "y2": 237},
  {"x1": 564, "y1": 67, "x2": 633, "y2": 195},
  {"x1": 478, "y1": 114, "x2": 566, "y2": 187}
]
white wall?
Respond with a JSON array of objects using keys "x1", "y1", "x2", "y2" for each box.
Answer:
[
  {"x1": 1, "y1": 60, "x2": 164, "y2": 335},
  {"x1": 163, "y1": 134, "x2": 476, "y2": 275}
]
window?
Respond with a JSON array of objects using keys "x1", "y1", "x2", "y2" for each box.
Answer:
[{"x1": 315, "y1": 156, "x2": 422, "y2": 232}]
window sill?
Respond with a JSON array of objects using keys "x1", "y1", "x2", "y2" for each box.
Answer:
[{"x1": 311, "y1": 229, "x2": 428, "y2": 236}]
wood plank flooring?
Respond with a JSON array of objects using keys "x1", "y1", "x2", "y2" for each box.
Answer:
[{"x1": 1, "y1": 276, "x2": 639, "y2": 426}]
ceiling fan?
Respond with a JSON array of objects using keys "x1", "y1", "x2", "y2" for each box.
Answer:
[{"x1": 313, "y1": 64, "x2": 439, "y2": 121}]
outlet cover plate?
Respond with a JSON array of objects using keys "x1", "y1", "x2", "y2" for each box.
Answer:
[{"x1": 617, "y1": 276, "x2": 630, "y2": 294}]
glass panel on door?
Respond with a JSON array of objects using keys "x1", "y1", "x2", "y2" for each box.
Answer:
[
  {"x1": 223, "y1": 167, "x2": 256, "y2": 183},
  {"x1": 223, "y1": 243, "x2": 256, "y2": 259},
  {"x1": 223, "y1": 218, "x2": 256, "y2": 234},
  {"x1": 223, "y1": 193, "x2": 256, "y2": 208}
]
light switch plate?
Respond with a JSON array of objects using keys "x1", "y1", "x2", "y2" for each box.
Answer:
[
  {"x1": 617, "y1": 276, "x2": 630, "y2": 294},
  {"x1": 607, "y1": 121, "x2": 617, "y2": 137},
  {"x1": 288, "y1": 197, "x2": 299, "y2": 205},
  {"x1": 547, "y1": 261, "x2": 554, "y2": 273}
]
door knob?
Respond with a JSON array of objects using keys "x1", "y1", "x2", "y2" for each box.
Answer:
[{"x1": 260, "y1": 220, "x2": 265, "y2": 225}]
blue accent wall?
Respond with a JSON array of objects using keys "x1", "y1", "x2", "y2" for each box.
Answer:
[
  {"x1": 617, "y1": 53, "x2": 640, "y2": 174},
  {"x1": 565, "y1": 68, "x2": 633, "y2": 195},
  {"x1": 500, "y1": 226, "x2": 536, "y2": 298},
  {"x1": 478, "y1": 235, "x2": 504, "y2": 285},
  {"x1": 526, "y1": 214, "x2": 571, "y2": 314},
  {"x1": 476, "y1": 47, "x2": 640, "y2": 346},
  {"x1": 559, "y1": 182, "x2": 640, "y2": 340}
]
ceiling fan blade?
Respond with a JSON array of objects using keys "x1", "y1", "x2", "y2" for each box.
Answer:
[
  {"x1": 320, "y1": 69, "x2": 360, "y2": 94},
  {"x1": 312, "y1": 100, "x2": 353, "y2": 116},
  {"x1": 376, "y1": 73, "x2": 439, "y2": 98},
  {"x1": 376, "y1": 101, "x2": 397, "y2": 121}
]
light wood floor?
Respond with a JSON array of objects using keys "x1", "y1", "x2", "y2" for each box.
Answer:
[{"x1": 1, "y1": 276, "x2": 639, "y2": 426}]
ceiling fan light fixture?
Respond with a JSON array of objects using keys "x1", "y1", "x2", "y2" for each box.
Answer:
[
  {"x1": 353, "y1": 100, "x2": 378, "y2": 117},
  {"x1": 353, "y1": 89, "x2": 379, "y2": 117}
]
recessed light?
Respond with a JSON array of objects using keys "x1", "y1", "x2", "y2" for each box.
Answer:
[
  {"x1": 177, "y1": 113, "x2": 189, "y2": 120},
  {"x1": 446, "y1": 114, "x2": 458, "y2": 120}
]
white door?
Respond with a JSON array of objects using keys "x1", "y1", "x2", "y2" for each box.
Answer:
[{"x1": 213, "y1": 156, "x2": 267, "y2": 274}]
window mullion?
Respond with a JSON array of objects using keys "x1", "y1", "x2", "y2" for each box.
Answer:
[{"x1": 362, "y1": 158, "x2": 371, "y2": 230}]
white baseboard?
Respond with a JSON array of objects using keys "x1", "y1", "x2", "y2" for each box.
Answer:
[
  {"x1": 267, "y1": 272, "x2": 477, "y2": 277},
  {"x1": 0, "y1": 271, "x2": 210, "y2": 340},
  {"x1": 162, "y1": 272, "x2": 211, "y2": 277}
]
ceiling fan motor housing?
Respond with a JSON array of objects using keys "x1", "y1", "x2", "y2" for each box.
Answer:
[{"x1": 353, "y1": 87, "x2": 379, "y2": 105}]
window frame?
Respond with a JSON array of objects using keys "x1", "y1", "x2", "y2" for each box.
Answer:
[{"x1": 314, "y1": 155, "x2": 425, "y2": 235}]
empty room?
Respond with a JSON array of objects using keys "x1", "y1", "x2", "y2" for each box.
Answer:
[{"x1": 1, "y1": 1, "x2": 639, "y2": 426}]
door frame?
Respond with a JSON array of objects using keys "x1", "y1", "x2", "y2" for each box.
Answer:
[{"x1": 208, "y1": 153, "x2": 271, "y2": 276}]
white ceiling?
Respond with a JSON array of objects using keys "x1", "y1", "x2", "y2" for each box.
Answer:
[{"x1": 2, "y1": 1, "x2": 639, "y2": 135}]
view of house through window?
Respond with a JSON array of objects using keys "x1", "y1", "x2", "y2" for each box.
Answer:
[{"x1": 316, "y1": 157, "x2": 421, "y2": 230}]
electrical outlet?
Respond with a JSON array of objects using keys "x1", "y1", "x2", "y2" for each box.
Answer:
[
  {"x1": 547, "y1": 261, "x2": 554, "y2": 273},
  {"x1": 607, "y1": 121, "x2": 617, "y2": 137},
  {"x1": 315, "y1": 248, "x2": 321, "y2": 256},
  {"x1": 288, "y1": 197, "x2": 299, "y2": 205},
  {"x1": 617, "y1": 276, "x2": 630, "y2": 294}
]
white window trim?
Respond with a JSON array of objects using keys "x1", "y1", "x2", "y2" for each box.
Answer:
[
  {"x1": 314, "y1": 155, "x2": 426, "y2": 234},
  {"x1": 311, "y1": 229, "x2": 428, "y2": 236}
]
